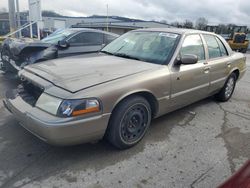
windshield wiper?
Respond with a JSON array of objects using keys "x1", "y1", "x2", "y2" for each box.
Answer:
[
  {"x1": 100, "y1": 50, "x2": 114, "y2": 55},
  {"x1": 113, "y1": 53, "x2": 141, "y2": 61}
]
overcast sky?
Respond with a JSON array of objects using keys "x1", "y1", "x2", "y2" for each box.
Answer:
[{"x1": 1, "y1": 0, "x2": 250, "y2": 25}]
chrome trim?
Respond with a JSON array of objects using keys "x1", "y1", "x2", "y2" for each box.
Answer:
[
  {"x1": 158, "y1": 95, "x2": 170, "y2": 100},
  {"x1": 171, "y1": 83, "x2": 209, "y2": 98},
  {"x1": 210, "y1": 77, "x2": 226, "y2": 85}
]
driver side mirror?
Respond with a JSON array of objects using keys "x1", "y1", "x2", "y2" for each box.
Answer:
[
  {"x1": 176, "y1": 54, "x2": 198, "y2": 65},
  {"x1": 58, "y1": 40, "x2": 69, "y2": 48}
]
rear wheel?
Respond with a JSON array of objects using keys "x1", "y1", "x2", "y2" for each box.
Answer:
[
  {"x1": 106, "y1": 96, "x2": 152, "y2": 149},
  {"x1": 215, "y1": 73, "x2": 237, "y2": 102}
]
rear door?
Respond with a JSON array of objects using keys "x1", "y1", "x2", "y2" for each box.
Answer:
[
  {"x1": 58, "y1": 31, "x2": 104, "y2": 57},
  {"x1": 170, "y1": 34, "x2": 210, "y2": 108},
  {"x1": 202, "y1": 34, "x2": 231, "y2": 94}
]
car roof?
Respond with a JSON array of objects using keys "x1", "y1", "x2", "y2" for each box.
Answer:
[
  {"x1": 66, "y1": 28, "x2": 119, "y2": 36},
  {"x1": 134, "y1": 28, "x2": 216, "y2": 35}
]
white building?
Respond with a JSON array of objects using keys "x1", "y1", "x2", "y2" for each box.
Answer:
[{"x1": 41, "y1": 16, "x2": 173, "y2": 34}]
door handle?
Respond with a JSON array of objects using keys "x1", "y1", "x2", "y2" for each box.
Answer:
[
  {"x1": 227, "y1": 62, "x2": 231, "y2": 68},
  {"x1": 204, "y1": 67, "x2": 210, "y2": 73}
]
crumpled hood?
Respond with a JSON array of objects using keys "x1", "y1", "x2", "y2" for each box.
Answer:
[
  {"x1": 23, "y1": 54, "x2": 159, "y2": 93},
  {"x1": 4, "y1": 38, "x2": 51, "y2": 56}
]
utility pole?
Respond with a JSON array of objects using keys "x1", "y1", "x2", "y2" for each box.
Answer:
[
  {"x1": 8, "y1": 0, "x2": 17, "y2": 36},
  {"x1": 106, "y1": 4, "x2": 109, "y2": 32},
  {"x1": 15, "y1": 0, "x2": 21, "y2": 38}
]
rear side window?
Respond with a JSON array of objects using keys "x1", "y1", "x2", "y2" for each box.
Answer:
[
  {"x1": 216, "y1": 37, "x2": 228, "y2": 56},
  {"x1": 203, "y1": 35, "x2": 222, "y2": 59},
  {"x1": 104, "y1": 34, "x2": 117, "y2": 44},
  {"x1": 68, "y1": 32, "x2": 104, "y2": 45},
  {"x1": 180, "y1": 34, "x2": 205, "y2": 61}
]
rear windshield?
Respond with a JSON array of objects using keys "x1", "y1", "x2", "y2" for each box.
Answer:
[{"x1": 42, "y1": 29, "x2": 76, "y2": 44}]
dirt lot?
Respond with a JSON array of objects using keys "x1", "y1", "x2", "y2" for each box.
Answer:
[{"x1": 0, "y1": 54, "x2": 249, "y2": 188}]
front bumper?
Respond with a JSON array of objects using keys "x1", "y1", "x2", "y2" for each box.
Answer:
[{"x1": 3, "y1": 94, "x2": 110, "y2": 146}]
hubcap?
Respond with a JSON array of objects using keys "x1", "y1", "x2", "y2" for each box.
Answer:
[
  {"x1": 121, "y1": 104, "x2": 149, "y2": 143},
  {"x1": 225, "y1": 77, "x2": 235, "y2": 98}
]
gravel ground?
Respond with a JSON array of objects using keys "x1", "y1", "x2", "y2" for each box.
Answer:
[{"x1": 0, "y1": 54, "x2": 249, "y2": 188}]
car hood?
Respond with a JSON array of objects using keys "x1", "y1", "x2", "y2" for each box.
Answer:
[
  {"x1": 23, "y1": 54, "x2": 160, "y2": 93},
  {"x1": 4, "y1": 38, "x2": 52, "y2": 56}
]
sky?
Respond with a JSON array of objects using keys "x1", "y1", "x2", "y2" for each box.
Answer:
[{"x1": 1, "y1": 0, "x2": 250, "y2": 25}]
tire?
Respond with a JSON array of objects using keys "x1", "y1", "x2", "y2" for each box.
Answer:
[
  {"x1": 106, "y1": 95, "x2": 152, "y2": 149},
  {"x1": 215, "y1": 73, "x2": 237, "y2": 102}
]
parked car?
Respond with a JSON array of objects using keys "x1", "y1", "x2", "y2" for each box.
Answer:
[
  {"x1": 0, "y1": 28, "x2": 119, "y2": 73},
  {"x1": 218, "y1": 160, "x2": 250, "y2": 188},
  {"x1": 4, "y1": 28, "x2": 246, "y2": 149}
]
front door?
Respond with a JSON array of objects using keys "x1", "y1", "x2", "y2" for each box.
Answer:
[{"x1": 169, "y1": 34, "x2": 210, "y2": 109}]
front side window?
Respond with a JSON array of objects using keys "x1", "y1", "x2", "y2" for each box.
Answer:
[
  {"x1": 180, "y1": 34, "x2": 205, "y2": 61},
  {"x1": 101, "y1": 31, "x2": 180, "y2": 64},
  {"x1": 68, "y1": 32, "x2": 104, "y2": 45},
  {"x1": 203, "y1": 35, "x2": 222, "y2": 59}
]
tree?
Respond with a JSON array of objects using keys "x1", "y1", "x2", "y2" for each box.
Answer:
[
  {"x1": 183, "y1": 20, "x2": 193, "y2": 29},
  {"x1": 195, "y1": 17, "x2": 208, "y2": 30},
  {"x1": 171, "y1": 21, "x2": 183, "y2": 28},
  {"x1": 217, "y1": 24, "x2": 228, "y2": 34}
]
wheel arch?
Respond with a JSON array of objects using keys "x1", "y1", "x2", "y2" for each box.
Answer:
[
  {"x1": 112, "y1": 90, "x2": 159, "y2": 118},
  {"x1": 230, "y1": 68, "x2": 240, "y2": 80}
]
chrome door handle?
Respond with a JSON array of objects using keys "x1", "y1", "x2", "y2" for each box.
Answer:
[{"x1": 204, "y1": 67, "x2": 210, "y2": 73}]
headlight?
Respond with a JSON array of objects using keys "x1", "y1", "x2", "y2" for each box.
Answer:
[
  {"x1": 36, "y1": 93, "x2": 101, "y2": 117},
  {"x1": 36, "y1": 93, "x2": 62, "y2": 115},
  {"x1": 57, "y1": 99, "x2": 101, "y2": 117}
]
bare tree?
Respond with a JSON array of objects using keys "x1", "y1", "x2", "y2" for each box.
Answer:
[
  {"x1": 171, "y1": 21, "x2": 183, "y2": 28},
  {"x1": 217, "y1": 24, "x2": 228, "y2": 34},
  {"x1": 195, "y1": 17, "x2": 208, "y2": 30},
  {"x1": 183, "y1": 20, "x2": 193, "y2": 29}
]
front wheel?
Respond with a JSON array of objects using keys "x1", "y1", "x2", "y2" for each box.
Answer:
[
  {"x1": 215, "y1": 73, "x2": 237, "y2": 102},
  {"x1": 106, "y1": 96, "x2": 152, "y2": 149}
]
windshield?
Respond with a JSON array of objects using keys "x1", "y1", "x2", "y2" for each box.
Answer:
[
  {"x1": 101, "y1": 31, "x2": 180, "y2": 64},
  {"x1": 42, "y1": 29, "x2": 76, "y2": 44}
]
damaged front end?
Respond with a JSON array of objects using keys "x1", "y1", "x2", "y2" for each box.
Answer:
[
  {"x1": 1, "y1": 38, "x2": 57, "y2": 73},
  {"x1": 6, "y1": 78, "x2": 44, "y2": 107}
]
